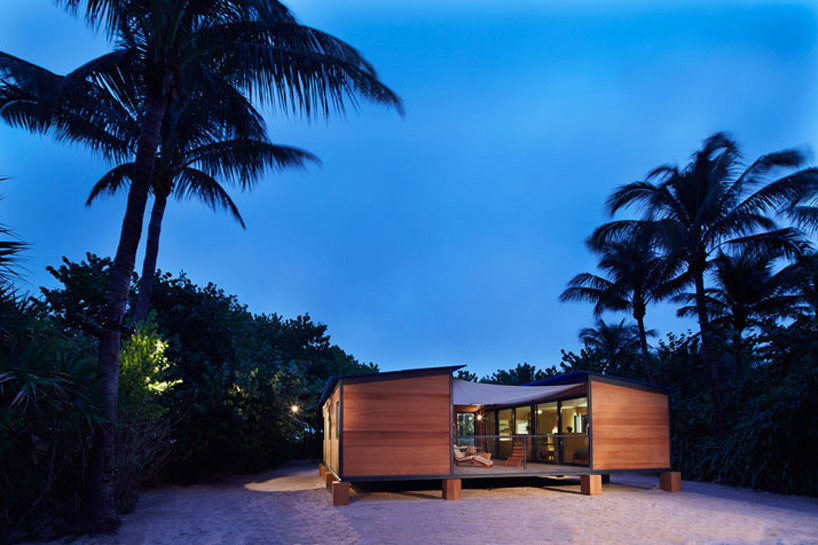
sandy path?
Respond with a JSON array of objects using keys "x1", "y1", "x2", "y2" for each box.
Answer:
[{"x1": 50, "y1": 461, "x2": 817, "y2": 545}]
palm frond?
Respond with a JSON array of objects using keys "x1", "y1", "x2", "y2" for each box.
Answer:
[
  {"x1": 173, "y1": 167, "x2": 245, "y2": 228},
  {"x1": 86, "y1": 163, "x2": 137, "y2": 205}
]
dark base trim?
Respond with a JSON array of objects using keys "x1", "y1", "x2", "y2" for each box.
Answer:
[{"x1": 329, "y1": 466, "x2": 673, "y2": 483}]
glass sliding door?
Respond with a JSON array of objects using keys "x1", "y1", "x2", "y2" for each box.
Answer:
[
  {"x1": 498, "y1": 408, "x2": 513, "y2": 458},
  {"x1": 534, "y1": 402, "x2": 558, "y2": 463},
  {"x1": 560, "y1": 397, "x2": 589, "y2": 465},
  {"x1": 514, "y1": 406, "x2": 531, "y2": 435}
]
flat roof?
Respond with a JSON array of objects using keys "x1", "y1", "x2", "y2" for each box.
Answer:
[
  {"x1": 526, "y1": 371, "x2": 676, "y2": 393},
  {"x1": 318, "y1": 364, "x2": 465, "y2": 406}
]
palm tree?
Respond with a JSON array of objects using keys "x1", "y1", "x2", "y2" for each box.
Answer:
[
  {"x1": 3, "y1": 0, "x2": 402, "y2": 530},
  {"x1": 779, "y1": 251, "x2": 818, "y2": 316},
  {"x1": 86, "y1": 93, "x2": 319, "y2": 323},
  {"x1": 0, "y1": 177, "x2": 28, "y2": 287},
  {"x1": 675, "y1": 250, "x2": 798, "y2": 372},
  {"x1": 577, "y1": 318, "x2": 648, "y2": 375},
  {"x1": 2, "y1": 58, "x2": 315, "y2": 324},
  {"x1": 593, "y1": 133, "x2": 817, "y2": 436},
  {"x1": 561, "y1": 238, "x2": 678, "y2": 382}
]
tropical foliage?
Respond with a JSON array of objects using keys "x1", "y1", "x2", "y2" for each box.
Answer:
[{"x1": 1, "y1": 0, "x2": 402, "y2": 531}]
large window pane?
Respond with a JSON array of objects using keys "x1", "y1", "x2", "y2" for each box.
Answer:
[
  {"x1": 560, "y1": 397, "x2": 588, "y2": 433},
  {"x1": 515, "y1": 406, "x2": 531, "y2": 434},
  {"x1": 457, "y1": 412, "x2": 475, "y2": 439},
  {"x1": 535, "y1": 402, "x2": 558, "y2": 435},
  {"x1": 485, "y1": 410, "x2": 496, "y2": 436},
  {"x1": 498, "y1": 408, "x2": 513, "y2": 458},
  {"x1": 498, "y1": 409, "x2": 512, "y2": 435},
  {"x1": 560, "y1": 397, "x2": 589, "y2": 465},
  {"x1": 535, "y1": 402, "x2": 558, "y2": 462}
]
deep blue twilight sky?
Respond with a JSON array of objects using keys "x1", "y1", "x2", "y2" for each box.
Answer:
[{"x1": 0, "y1": 1, "x2": 816, "y2": 377}]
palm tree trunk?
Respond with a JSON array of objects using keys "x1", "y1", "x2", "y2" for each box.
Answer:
[
  {"x1": 733, "y1": 329, "x2": 744, "y2": 374},
  {"x1": 693, "y1": 270, "x2": 726, "y2": 438},
  {"x1": 133, "y1": 191, "x2": 167, "y2": 323},
  {"x1": 87, "y1": 92, "x2": 168, "y2": 532},
  {"x1": 635, "y1": 315, "x2": 654, "y2": 382}
]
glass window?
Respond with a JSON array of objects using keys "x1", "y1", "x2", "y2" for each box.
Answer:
[
  {"x1": 515, "y1": 406, "x2": 531, "y2": 434},
  {"x1": 560, "y1": 397, "x2": 588, "y2": 433},
  {"x1": 498, "y1": 409, "x2": 512, "y2": 436},
  {"x1": 485, "y1": 410, "x2": 497, "y2": 436},
  {"x1": 536, "y1": 402, "x2": 558, "y2": 435},
  {"x1": 457, "y1": 412, "x2": 475, "y2": 437}
]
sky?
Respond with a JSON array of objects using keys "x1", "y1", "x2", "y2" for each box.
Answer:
[{"x1": 0, "y1": 0, "x2": 816, "y2": 377}]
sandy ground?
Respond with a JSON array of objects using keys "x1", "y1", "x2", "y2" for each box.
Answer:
[{"x1": 46, "y1": 461, "x2": 818, "y2": 545}]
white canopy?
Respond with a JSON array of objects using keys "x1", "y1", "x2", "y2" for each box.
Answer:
[{"x1": 452, "y1": 379, "x2": 579, "y2": 406}]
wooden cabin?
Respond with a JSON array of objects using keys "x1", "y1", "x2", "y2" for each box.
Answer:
[{"x1": 319, "y1": 366, "x2": 680, "y2": 503}]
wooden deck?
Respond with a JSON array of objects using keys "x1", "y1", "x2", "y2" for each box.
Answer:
[{"x1": 453, "y1": 461, "x2": 590, "y2": 478}]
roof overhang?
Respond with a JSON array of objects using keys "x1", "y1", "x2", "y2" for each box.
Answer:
[
  {"x1": 452, "y1": 379, "x2": 579, "y2": 406},
  {"x1": 318, "y1": 364, "x2": 465, "y2": 406}
]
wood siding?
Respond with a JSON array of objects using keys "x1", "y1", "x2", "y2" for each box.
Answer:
[
  {"x1": 590, "y1": 380, "x2": 670, "y2": 470},
  {"x1": 342, "y1": 374, "x2": 451, "y2": 477},
  {"x1": 322, "y1": 385, "x2": 341, "y2": 474}
]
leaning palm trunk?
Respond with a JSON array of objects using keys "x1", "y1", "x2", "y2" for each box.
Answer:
[
  {"x1": 693, "y1": 270, "x2": 726, "y2": 438},
  {"x1": 634, "y1": 315, "x2": 654, "y2": 382},
  {"x1": 133, "y1": 191, "x2": 168, "y2": 323},
  {"x1": 89, "y1": 93, "x2": 168, "y2": 532}
]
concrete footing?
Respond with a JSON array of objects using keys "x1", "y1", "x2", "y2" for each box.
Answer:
[
  {"x1": 659, "y1": 471, "x2": 682, "y2": 492},
  {"x1": 332, "y1": 481, "x2": 350, "y2": 506},
  {"x1": 580, "y1": 474, "x2": 602, "y2": 495},
  {"x1": 442, "y1": 478, "x2": 462, "y2": 501}
]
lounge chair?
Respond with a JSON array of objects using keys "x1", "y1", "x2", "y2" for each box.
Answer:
[
  {"x1": 504, "y1": 441, "x2": 525, "y2": 467},
  {"x1": 453, "y1": 445, "x2": 494, "y2": 467}
]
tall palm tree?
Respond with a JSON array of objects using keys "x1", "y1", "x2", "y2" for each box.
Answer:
[
  {"x1": 592, "y1": 133, "x2": 817, "y2": 436},
  {"x1": 675, "y1": 250, "x2": 798, "y2": 372},
  {"x1": 3, "y1": 0, "x2": 402, "y2": 530},
  {"x1": 1, "y1": 58, "x2": 315, "y2": 324},
  {"x1": 577, "y1": 318, "x2": 648, "y2": 375},
  {"x1": 86, "y1": 92, "x2": 319, "y2": 323},
  {"x1": 561, "y1": 239, "x2": 678, "y2": 382}
]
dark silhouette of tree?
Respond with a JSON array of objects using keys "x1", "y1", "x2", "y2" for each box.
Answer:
[
  {"x1": 480, "y1": 362, "x2": 547, "y2": 385},
  {"x1": 592, "y1": 133, "x2": 817, "y2": 436},
  {"x1": 0, "y1": 176, "x2": 28, "y2": 286},
  {"x1": 577, "y1": 318, "x2": 648, "y2": 375},
  {"x1": 85, "y1": 91, "x2": 319, "y2": 323},
  {"x1": 675, "y1": 250, "x2": 798, "y2": 372},
  {"x1": 779, "y1": 251, "x2": 818, "y2": 316},
  {"x1": 561, "y1": 238, "x2": 679, "y2": 382},
  {"x1": 455, "y1": 370, "x2": 478, "y2": 382}
]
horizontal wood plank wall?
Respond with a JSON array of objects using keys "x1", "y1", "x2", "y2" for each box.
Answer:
[
  {"x1": 591, "y1": 380, "x2": 670, "y2": 470},
  {"x1": 343, "y1": 374, "x2": 451, "y2": 477}
]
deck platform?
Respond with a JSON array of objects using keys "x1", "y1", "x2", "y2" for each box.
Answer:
[{"x1": 453, "y1": 462, "x2": 589, "y2": 478}]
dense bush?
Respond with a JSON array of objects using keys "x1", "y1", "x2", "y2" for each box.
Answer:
[
  {"x1": 42, "y1": 255, "x2": 377, "y2": 481},
  {"x1": 0, "y1": 290, "x2": 101, "y2": 542}
]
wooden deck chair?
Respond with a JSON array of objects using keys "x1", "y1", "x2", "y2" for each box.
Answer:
[
  {"x1": 504, "y1": 441, "x2": 526, "y2": 467},
  {"x1": 453, "y1": 445, "x2": 494, "y2": 467}
]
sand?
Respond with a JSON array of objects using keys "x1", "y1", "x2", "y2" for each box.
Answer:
[{"x1": 41, "y1": 461, "x2": 818, "y2": 545}]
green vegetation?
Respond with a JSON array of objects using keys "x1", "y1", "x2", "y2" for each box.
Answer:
[
  {"x1": 1, "y1": 251, "x2": 375, "y2": 541},
  {"x1": 1, "y1": 0, "x2": 401, "y2": 533},
  {"x1": 558, "y1": 133, "x2": 818, "y2": 496}
]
